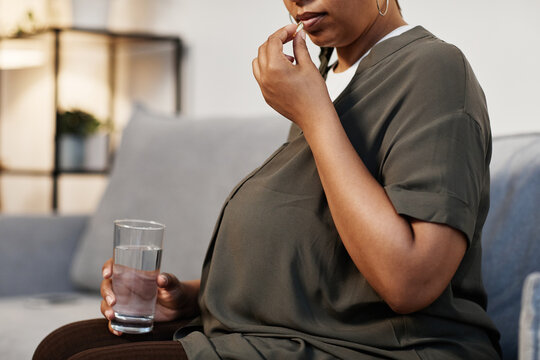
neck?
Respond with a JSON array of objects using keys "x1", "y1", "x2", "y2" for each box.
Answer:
[{"x1": 334, "y1": 12, "x2": 407, "y2": 73}]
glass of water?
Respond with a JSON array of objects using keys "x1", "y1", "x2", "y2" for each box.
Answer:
[{"x1": 110, "y1": 219, "x2": 165, "y2": 334}]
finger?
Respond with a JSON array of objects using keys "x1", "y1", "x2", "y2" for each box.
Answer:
[
  {"x1": 100, "y1": 277, "x2": 116, "y2": 306},
  {"x1": 100, "y1": 299, "x2": 115, "y2": 321},
  {"x1": 266, "y1": 35, "x2": 286, "y2": 62},
  {"x1": 102, "y1": 258, "x2": 113, "y2": 279},
  {"x1": 269, "y1": 23, "x2": 298, "y2": 45},
  {"x1": 157, "y1": 272, "x2": 180, "y2": 290},
  {"x1": 292, "y1": 30, "x2": 313, "y2": 65},
  {"x1": 257, "y1": 42, "x2": 268, "y2": 71},
  {"x1": 261, "y1": 24, "x2": 296, "y2": 69},
  {"x1": 265, "y1": 24, "x2": 298, "y2": 61},
  {"x1": 108, "y1": 320, "x2": 123, "y2": 336},
  {"x1": 252, "y1": 58, "x2": 261, "y2": 82},
  {"x1": 257, "y1": 24, "x2": 297, "y2": 71}
]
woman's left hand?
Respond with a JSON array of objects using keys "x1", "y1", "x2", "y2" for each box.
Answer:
[{"x1": 252, "y1": 24, "x2": 333, "y2": 131}]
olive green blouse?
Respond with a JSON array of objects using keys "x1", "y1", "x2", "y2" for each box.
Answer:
[{"x1": 178, "y1": 26, "x2": 501, "y2": 359}]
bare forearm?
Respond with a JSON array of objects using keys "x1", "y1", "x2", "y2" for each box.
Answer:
[{"x1": 303, "y1": 112, "x2": 414, "y2": 289}]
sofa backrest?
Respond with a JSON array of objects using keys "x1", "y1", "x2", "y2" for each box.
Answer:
[{"x1": 482, "y1": 133, "x2": 540, "y2": 359}]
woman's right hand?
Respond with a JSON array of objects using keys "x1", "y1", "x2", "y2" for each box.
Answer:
[{"x1": 100, "y1": 258, "x2": 201, "y2": 336}]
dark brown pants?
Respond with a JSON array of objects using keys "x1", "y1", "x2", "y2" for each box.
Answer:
[{"x1": 33, "y1": 318, "x2": 190, "y2": 360}]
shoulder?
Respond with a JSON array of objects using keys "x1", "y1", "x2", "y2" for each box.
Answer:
[
  {"x1": 368, "y1": 29, "x2": 492, "y2": 153},
  {"x1": 411, "y1": 34, "x2": 465, "y2": 63},
  {"x1": 395, "y1": 34, "x2": 469, "y2": 97},
  {"x1": 396, "y1": 30, "x2": 467, "y2": 74},
  {"x1": 388, "y1": 30, "x2": 489, "y2": 133}
]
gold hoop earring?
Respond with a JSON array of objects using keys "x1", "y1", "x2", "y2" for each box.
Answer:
[{"x1": 376, "y1": 0, "x2": 389, "y2": 16}]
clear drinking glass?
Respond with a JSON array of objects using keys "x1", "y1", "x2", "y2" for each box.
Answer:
[{"x1": 110, "y1": 219, "x2": 165, "y2": 334}]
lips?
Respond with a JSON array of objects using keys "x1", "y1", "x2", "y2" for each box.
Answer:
[{"x1": 296, "y1": 12, "x2": 326, "y2": 30}]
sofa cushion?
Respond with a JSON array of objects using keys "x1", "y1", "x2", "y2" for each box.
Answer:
[
  {"x1": 0, "y1": 294, "x2": 101, "y2": 360},
  {"x1": 482, "y1": 133, "x2": 540, "y2": 359},
  {"x1": 0, "y1": 215, "x2": 88, "y2": 296},
  {"x1": 70, "y1": 105, "x2": 290, "y2": 290}
]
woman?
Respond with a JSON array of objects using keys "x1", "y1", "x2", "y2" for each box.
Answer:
[{"x1": 34, "y1": 0, "x2": 502, "y2": 359}]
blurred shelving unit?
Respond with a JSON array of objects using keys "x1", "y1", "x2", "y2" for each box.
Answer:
[{"x1": 0, "y1": 27, "x2": 182, "y2": 213}]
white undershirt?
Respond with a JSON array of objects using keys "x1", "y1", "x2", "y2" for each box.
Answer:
[{"x1": 326, "y1": 24, "x2": 415, "y2": 102}]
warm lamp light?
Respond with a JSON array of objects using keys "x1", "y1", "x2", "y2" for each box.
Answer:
[{"x1": 0, "y1": 39, "x2": 45, "y2": 70}]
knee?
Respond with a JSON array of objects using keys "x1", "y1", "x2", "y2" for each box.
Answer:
[{"x1": 33, "y1": 319, "x2": 108, "y2": 360}]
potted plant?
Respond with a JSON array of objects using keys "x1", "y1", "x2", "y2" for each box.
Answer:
[{"x1": 57, "y1": 109, "x2": 110, "y2": 171}]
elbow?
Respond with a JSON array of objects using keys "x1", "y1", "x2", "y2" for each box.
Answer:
[
  {"x1": 382, "y1": 282, "x2": 441, "y2": 315},
  {"x1": 386, "y1": 297, "x2": 426, "y2": 315},
  {"x1": 373, "y1": 262, "x2": 453, "y2": 314}
]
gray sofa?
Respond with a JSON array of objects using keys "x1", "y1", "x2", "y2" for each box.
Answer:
[{"x1": 0, "y1": 106, "x2": 538, "y2": 359}]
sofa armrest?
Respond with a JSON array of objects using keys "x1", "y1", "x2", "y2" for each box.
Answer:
[
  {"x1": 519, "y1": 272, "x2": 540, "y2": 360},
  {"x1": 0, "y1": 215, "x2": 89, "y2": 296}
]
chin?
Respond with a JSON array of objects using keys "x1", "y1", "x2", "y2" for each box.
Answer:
[
  {"x1": 307, "y1": 33, "x2": 334, "y2": 48},
  {"x1": 307, "y1": 30, "x2": 344, "y2": 49}
]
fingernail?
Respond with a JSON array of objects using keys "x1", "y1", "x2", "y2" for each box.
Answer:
[
  {"x1": 159, "y1": 274, "x2": 168, "y2": 286},
  {"x1": 113, "y1": 330, "x2": 122, "y2": 336},
  {"x1": 300, "y1": 30, "x2": 306, "y2": 40},
  {"x1": 103, "y1": 268, "x2": 110, "y2": 277},
  {"x1": 106, "y1": 296, "x2": 113, "y2": 306}
]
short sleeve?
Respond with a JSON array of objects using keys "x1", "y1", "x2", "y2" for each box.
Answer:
[{"x1": 382, "y1": 112, "x2": 488, "y2": 245}]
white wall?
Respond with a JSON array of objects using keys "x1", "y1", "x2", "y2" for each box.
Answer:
[{"x1": 107, "y1": 0, "x2": 290, "y2": 119}]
